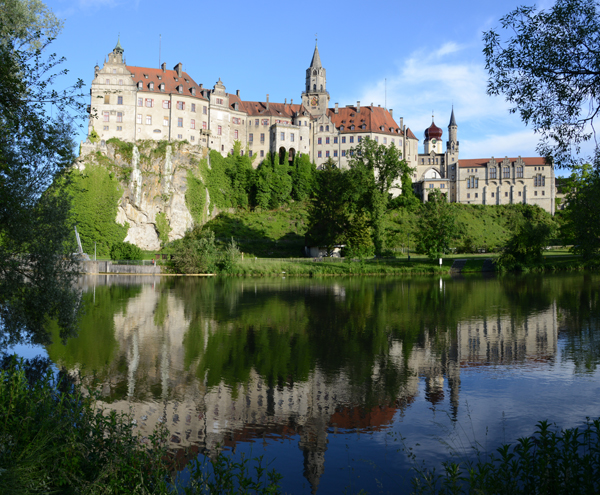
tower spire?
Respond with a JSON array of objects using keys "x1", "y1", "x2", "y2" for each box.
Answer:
[
  {"x1": 449, "y1": 106, "x2": 457, "y2": 127},
  {"x1": 310, "y1": 41, "x2": 322, "y2": 69}
]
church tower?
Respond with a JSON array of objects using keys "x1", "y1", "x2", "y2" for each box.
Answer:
[
  {"x1": 302, "y1": 42, "x2": 329, "y2": 116},
  {"x1": 446, "y1": 107, "x2": 459, "y2": 179}
]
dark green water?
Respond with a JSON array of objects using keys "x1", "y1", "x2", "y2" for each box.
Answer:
[{"x1": 46, "y1": 273, "x2": 600, "y2": 494}]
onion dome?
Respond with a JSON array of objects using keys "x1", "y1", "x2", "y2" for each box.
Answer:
[{"x1": 424, "y1": 120, "x2": 443, "y2": 141}]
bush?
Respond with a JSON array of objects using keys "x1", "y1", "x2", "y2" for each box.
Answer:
[
  {"x1": 110, "y1": 241, "x2": 143, "y2": 261},
  {"x1": 171, "y1": 229, "x2": 219, "y2": 274}
]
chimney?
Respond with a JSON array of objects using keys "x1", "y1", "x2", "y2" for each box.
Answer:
[
  {"x1": 161, "y1": 62, "x2": 166, "y2": 72},
  {"x1": 174, "y1": 62, "x2": 182, "y2": 77},
  {"x1": 400, "y1": 117, "x2": 403, "y2": 130},
  {"x1": 266, "y1": 94, "x2": 269, "y2": 110},
  {"x1": 390, "y1": 109, "x2": 393, "y2": 118},
  {"x1": 291, "y1": 98, "x2": 293, "y2": 105},
  {"x1": 236, "y1": 89, "x2": 240, "y2": 96},
  {"x1": 357, "y1": 101, "x2": 360, "y2": 113},
  {"x1": 285, "y1": 98, "x2": 287, "y2": 104},
  {"x1": 335, "y1": 103, "x2": 339, "y2": 114}
]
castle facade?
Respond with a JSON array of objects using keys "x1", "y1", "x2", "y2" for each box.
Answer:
[{"x1": 86, "y1": 40, "x2": 555, "y2": 214}]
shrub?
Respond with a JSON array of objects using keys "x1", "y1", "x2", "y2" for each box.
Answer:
[{"x1": 110, "y1": 241, "x2": 143, "y2": 261}]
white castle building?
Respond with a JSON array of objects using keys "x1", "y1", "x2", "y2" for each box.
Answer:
[{"x1": 86, "y1": 39, "x2": 555, "y2": 213}]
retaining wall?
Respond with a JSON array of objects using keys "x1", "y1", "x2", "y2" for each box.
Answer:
[{"x1": 81, "y1": 261, "x2": 164, "y2": 275}]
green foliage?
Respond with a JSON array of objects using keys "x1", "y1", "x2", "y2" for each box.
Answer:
[
  {"x1": 412, "y1": 419, "x2": 600, "y2": 495},
  {"x1": 110, "y1": 241, "x2": 143, "y2": 261},
  {"x1": 155, "y1": 212, "x2": 171, "y2": 247},
  {"x1": 0, "y1": 3, "x2": 84, "y2": 347},
  {"x1": 106, "y1": 137, "x2": 134, "y2": 163},
  {"x1": 344, "y1": 212, "x2": 375, "y2": 259},
  {"x1": 291, "y1": 154, "x2": 316, "y2": 201},
  {"x1": 563, "y1": 170, "x2": 600, "y2": 259},
  {"x1": 68, "y1": 162, "x2": 129, "y2": 257},
  {"x1": 306, "y1": 158, "x2": 351, "y2": 255},
  {"x1": 219, "y1": 237, "x2": 242, "y2": 274},
  {"x1": 497, "y1": 205, "x2": 555, "y2": 269},
  {"x1": 254, "y1": 157, "x2": 273, "y2": 210},
  {"x1": 347, "y1": 138, "x2": 412, "y2": 254},
  {"x1": 186, "y1": 166, "x2": 207, "y2": 225},
  {"x1": 89, "y1": 127, "x2": 99, "y2": 143},
  {"x1": 171, "y1": 228, "x2": 219, "y2": 274},
  {"x1": 416, "y1": 190, "x2": 457, "y2": 259},
  {"x1": 483, "y1": 0, "x2": 600, "y2": 169}
]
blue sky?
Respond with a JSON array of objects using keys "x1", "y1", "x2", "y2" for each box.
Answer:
[{"x1": 47, "y1": 0, "x2": 565, "y2": 173}]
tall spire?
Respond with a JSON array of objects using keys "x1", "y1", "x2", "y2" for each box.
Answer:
[
  {"x1": 114, "y1": 34, "x2": 124, "y2": 55},
  {"x1": 310, "y1": 41, "x2": 322, "y2": 69},
  {"x1": 449, "y1": 106, "x2": 457, "y2": 127}
]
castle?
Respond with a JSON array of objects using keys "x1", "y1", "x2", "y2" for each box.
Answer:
[{"x1": 86, "y1": 40, "x2": 555, "y2": 214}]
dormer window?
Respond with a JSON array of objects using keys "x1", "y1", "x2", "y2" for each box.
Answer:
[
  {"x1": 144, "y1": 74, "x2": 148, "y2": 79},
  {"x1": 340, "y1": 126, "x2": 344, "y2": 131},
  {"x1": 174, "y1": 77, "x2": 178, "y2": 82},
  {"x1": 149, "y1": 82, "x2": 154, "y2": 90},
  {"x1": 178, "y1": 85, "x2": 183, "y2": 94},
  {"x1": 191, "y1": 88, "x2": 196, "y2": 96},
  {"x1": 350, "y1": 113, "x2": 355, "y2": 117},
  {"x1": 350, "y1": 125, "x2": 355, "y2": 130},
  {"x1": 381, "y1": 126, "x2": 385, "y2": 131},
  {"x1": 137, "y1": 81, "x2": 142, "y2": 89},
  {"x1": 362, "y1": 124, "x2": 366, "y2": 129},
  {"x1": 160, "y1": 83, "x2": 165, "y2": 92},
  {"x1": 157, "y1": 75, "x2": 162, "y2": 80}
]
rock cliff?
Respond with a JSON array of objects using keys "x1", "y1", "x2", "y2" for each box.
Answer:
[{"x1": 79, "y1": 140, "x2": 211, "y2": 251}]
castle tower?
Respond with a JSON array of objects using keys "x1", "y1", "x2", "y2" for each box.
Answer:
[
  {"x1": 446, "y1": 107, "x2": 459, "y2": 182},
  {"x1": 108, "y1": 36, "x2": 124, "y2": 64},
  {"x1": 423, "y1": 116, "x2": 443, "y2": 154},
  {"x1": 302, "y1": 42, "x2": 329, "y2": 116}
]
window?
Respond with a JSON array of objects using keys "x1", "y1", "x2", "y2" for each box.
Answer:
[
  {"x1": 260, "y1": 133, "x2": 265, "y2": 143},
  {"x1": 516, "y1": 166, "x2": 523, "y2": 178},
  {"x1": 115, "y1": 96, "x2": 123, "y2": 105},
  {"x1": 145, "y1": 98, "x2": 153, "y2": 107},
  {"x1": 262, "y1": 119, "x2": 269, "y2": 126},
  {"x1": 249, "y1": 150, "x2": 253, "y2": 157},
  {"x1": 249, "y1": 133, "x2": 253, "y2": 142},
  {"x1": 326, "y1": 151, "x2": 330, "y2": 157},
  {"x1": 260, "y1": 150, "x2": 264, "y2": 157},
  {"x1": 491, "y1": 192, "x2": 495, "y2": 198},
  {"x1": 116, "y1": 126, "x2": 122, "y2": 131},
  {"x1": 118, "y1": 79, "x2": 123, "y2": 86},
  {"x1": 505, "y1": 192, "x2": 508, "y2": 197},
  {"x1": 503, "y1": 166, "x2": 510, "y2": 178},
  {"x1": 374, "y1": 137, "x2": 378, "y2": 143},
  {"x1": 429, "y1": 184, "x2": 434, "y2": 189},
  {"x1": 342, "y1": 137, "x2": 346, "y2": 144},
  {"x1": 350, "y1": 136, "x2": 354, "y2": 143},
  {"x1": 146, "y1": 115, "x2": 152, "y2": 125},
  {"x1": 234, "y1": 129, "x2": 239, "y2": 139},
  {"x1": 103, "y1": 111, "x2": 109, "y2": 122},
  {"x1": 149, "y1": 82, "x2": 154, "y2": 90},
  {"x1": 318, "y1": 151, "x2": 322, "y2": 158},
  {"x1": 138, "y1": 97, "x2": 143, "y2": 107},
  {"x1": 177, "y1": 134, "x2": 182, "y2": 139},
  {"x1": 342, "y1": 150, "x2": 346, "y2": 157},
  {"x1": 318, "y1": 138, "x2": 322, "y2": 145},
  {"x1": 535, "y1": 191, "x2": 538, "y2": 196},
  {"x1": 440, "y1": 184, "x2": 445, "y2": 188},
  {"x1": 326, "y1": 137, "x2": 330, "y2": 144},
  {"x1": 163, "y1": 100, "x2": 170, "y2": 109},
  {"x1": 203, "y1": 106, "x2": 208, "y2": 115},
  {"x1": 160, "y1": 83, "x2": 165, "y2": 92},
  {"x1": 163, "y1": 117, "x2": 169, "y2": 127},
  {"x1": 475, "y1": 193, "x2": 478, "y2": 198},
  {"x1": 116, "y1": 112, "x2": 123, "y2": 123},
  {"x1": 467, "y1": 193, "x2": 470, "y2": 198},
  {"x1": 177, "y1": 118, "x2": 183, "y2": 127},
  {"x1": 202, "y1": 121, "x2": 207, "y2": 129},
  {"x1": 190, "y1": 119, "x2": 195, "y2": 129},
  {"x1": 137, "y1": 114, "x2": 142, "y2": 124},
  {"x1": 333, "y1": 150, "x2": 338, "y2": 157},
  {"x1": 383, "y1": 138, "x2": 387, "y2": 144},
  {"x1": 176, "y1": 101, "x2": 185, "y2": 110},
  {"x1": 105, "y1": 78, "x2": 110, "y2": 84},
  {"x1": 191, "y1": 103, "x2": 196, "y2": 112},
  {"x1": 217, "y1": 126, "x2": 222, "y2": 135},
  {"x1": 291, "y1": 133, "x2": 295, "y2": 142},
  {"x1": 104, "y1": 95, "x2": 110, "y2": 104},
  {"x1": 518, "y1": 191, "x2": 522, "y2": 196},
  {"x1": 255, "y1": 119, "x2": 259, "y2": 126},
  {"x1": 215, "y1": 97, "x2": 223, "y2": 105},
  {"x1": 191, "y1": 135, "x2": 195, "y2": 141},
  {"x1": 280, "y1": 132, "x2": 285, "y2": 140},
  {"x1": 333, "y1": 137, "x2": 338, "y2": 144},
  {"x1": 232, "y1": 117, "x2": 241, "y2": 125},
  {"x1": 103, "y1": 125, "x2": 109, "y2": 131},
  {"x1": 490, "y1": 167, "x2": 497, "y2": 179},
  {"x1": 350, "y1": 125, "x2": 355, "y2": 130},
  {"x1": 467, "y1": 176, "x2": 478, "y2": 188},
  {"x1": 358, "y1": 136, "x2": 362, "y2": 142},
  {"x1": 320, "y1": 125, "x2": 323, "y2": 132},
  {"x1": 178, "y1": 86, "x2": 183, "y2": 94}
]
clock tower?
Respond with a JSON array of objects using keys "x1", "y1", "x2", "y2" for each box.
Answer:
[{"x1": 302, "y1": 42, "x2": 329, "y2": 116}]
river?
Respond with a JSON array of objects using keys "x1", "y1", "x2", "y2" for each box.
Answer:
[{"x1": 41, "y1": 273, "x2": 600, "y2": 494}]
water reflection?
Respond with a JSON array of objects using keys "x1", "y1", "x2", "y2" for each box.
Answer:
[{"x1": 46, "y1": 274, "x2": 600, "y2": 493}]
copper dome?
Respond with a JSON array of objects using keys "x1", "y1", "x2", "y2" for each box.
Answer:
[{"x1": 424, "y1": 121, "x2": 443, "y2": 141}]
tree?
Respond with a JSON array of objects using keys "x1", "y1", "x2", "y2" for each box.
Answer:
[
  {"x1": 291, "y1": 153, "x2": 316, "y2": 201},
  {"x1": 483, "y1": 0, "x2": 600, "y2": 169},
  {"x1": 347, "y1": 137, "x2": 412, "y2": 254},
  {"x1": 563, "y1": 170, "x2": 600, "y2": 259},
  {"x1": 0, "y1": 0, "x2": 85, "y2": 347},
  {"x1": 497, "y1": 205, "x2": 556, "y2": 268},
  {"x1": 416, "y1": 189, "x2": 456, "y2": 259},
  {"x1": 305, "y1": 158, "x2": 350, "y2": 256}
]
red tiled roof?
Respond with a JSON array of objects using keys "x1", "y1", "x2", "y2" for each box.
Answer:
[
  {"x1": 459, "y1": 157, "x2": 548, "y2": 169},
  {"x1": 126, "y1": 65, "x2": 207, "y2": 101},
  {"x1": 405, "y1": 127, "x2": 418, "y2": 140},
  {"x1": 328, "y1": 106, "x2": 403, "y2": 136},
  {"x1": 236, "y1": 99, "x2": 306, "y2": 118}
]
